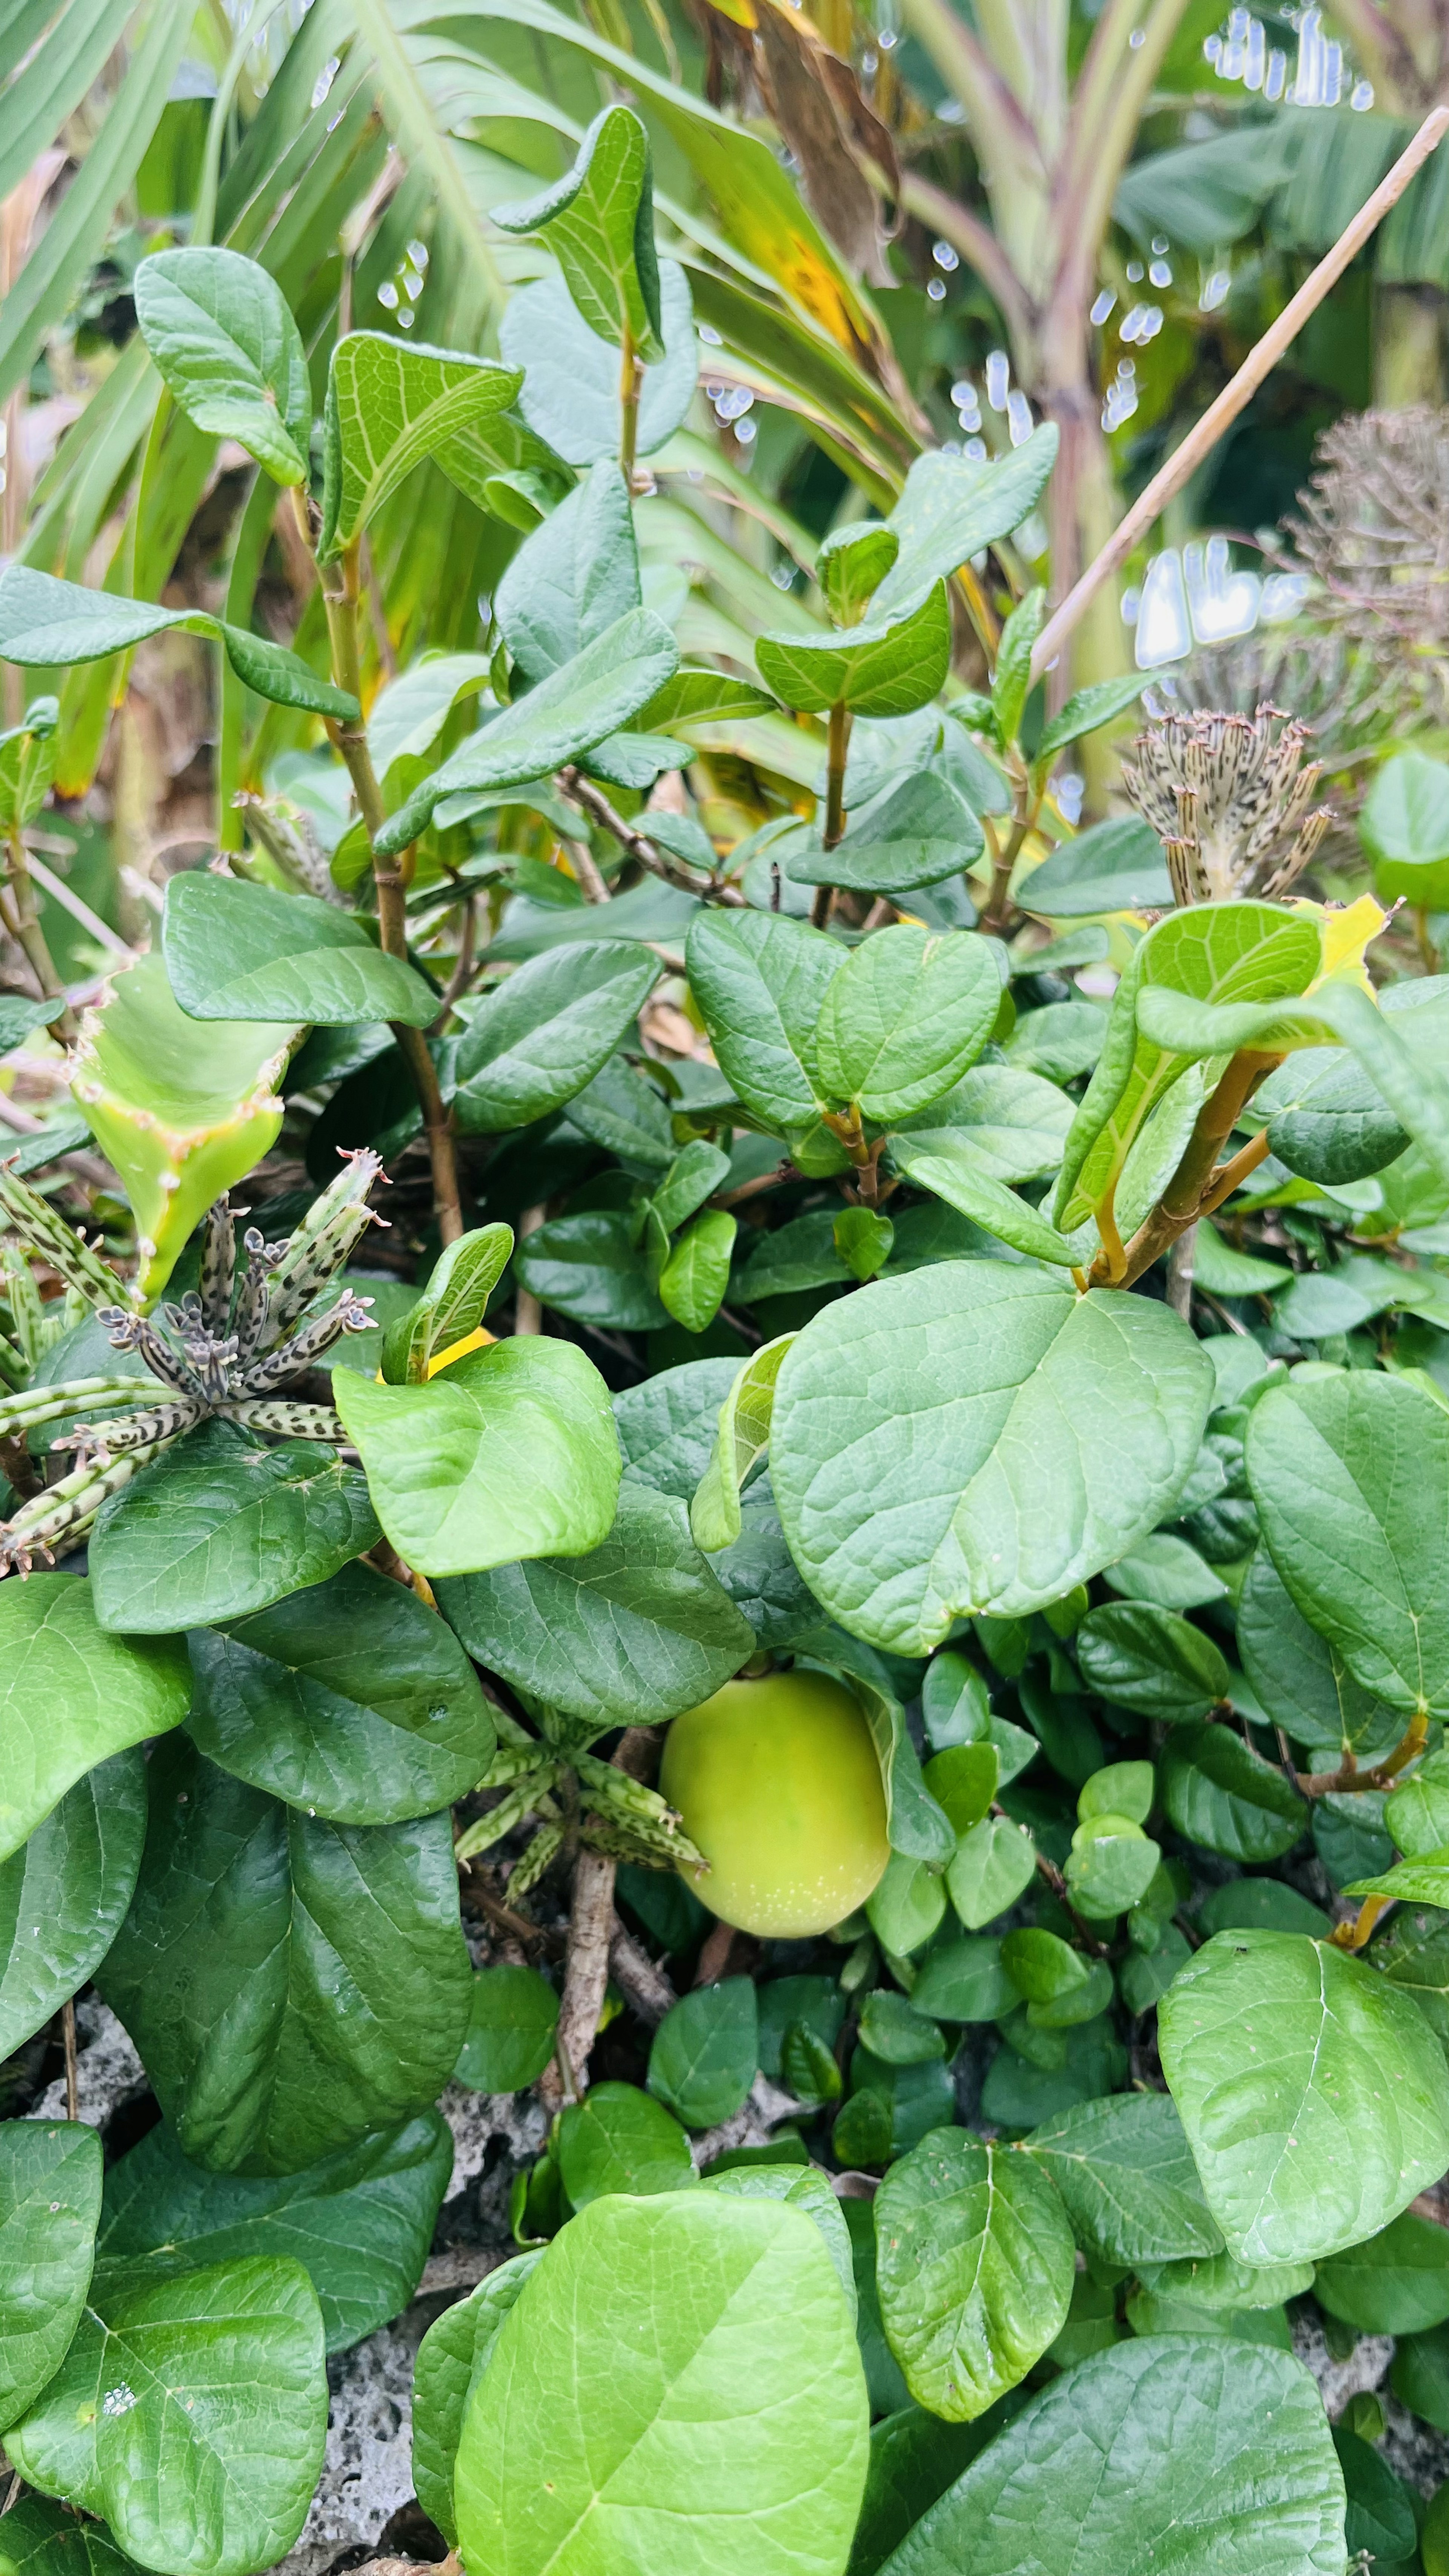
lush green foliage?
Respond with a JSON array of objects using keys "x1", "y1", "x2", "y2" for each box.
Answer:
[{"x1": 8, "y1": 17, "x2": 1449, "y2": 2576}]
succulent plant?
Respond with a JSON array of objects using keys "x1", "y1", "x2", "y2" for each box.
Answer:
[
  {"x1": 0, "y1": 1150, "x2": 383, "y2": 1574},
  {"x1": 1119, "y1": 703, "x2": 1333, "y2": 907}
]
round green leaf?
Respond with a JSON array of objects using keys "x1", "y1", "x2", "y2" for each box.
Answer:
[
  {"x1": 0, "y1": 1576, "x2": 189, "y2": 1859},
  {"x1": 1316, "y1": 2211, "x2": 1449, "y2": 2335},
  {"x1": 874, "y1": 2129, "x2": 1074, "y2": 2422},
  {"x1": 1159, "y1": 1723, "x2": 1307, "y2": 1862},
  {"x1": 1076, "y1": 1602, "x2": 1229, "y2": 1723},
  {"x1": 454, "y1": 2190, "x2": 869, "y2": 2576},
  {"x1": 816, "y1": 926, "x2": 1000, "y2": 1122},
  {"x1": 96, "y1": 1738, "x2": 472, "y2": 2176},
  {"x1": 452, "y1": 941, "x2": 661, "y2": 1134},
  {"x1": 648, "y1": 1978, "x2": 760, "y2": 2127},
  {"x1": 134, "y1": 248, "x2": 311, "y2": 483},
  {"x1": 756, "y1": 581, "x2": 951, "y2": 720},
  {"x1": 1020, "y1": 2090, "x2": 1223, "y2": 2267},
  {"x1": 412, "y1": 2251, "x2": 545, "y2": 2546},
  {"x1": 772, "y1": 1264, "x2": 1212, "y2": 1655},
  {"x1": 334, "y1": 1335, "x2": 621, "y2": 1579},
  {"x1": 555, "y1": 2081, "x2": 696, "y2": 2207},
  {"x1": 5, "y1": 2255, "x2": 327, "y2": 2576},
  {"x1": 875, "y1": 2335, "x2": 1344, "y2": 2576},
  {"x1": 454, "y1": 1965, "x2": 560, "y2": 2095},
  {"x1": 1159, "y1": 1928, "x2": 1449, "y2": 2263},
  {"x1": 186, "y1": 1559, "x2": 496, "y2": 1824},
  {"x1": 1362, "y1": 751, "x2": 1449, "y2": 908}
]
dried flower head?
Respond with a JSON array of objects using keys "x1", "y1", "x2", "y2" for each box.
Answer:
[
  {"x1": 1286, "y1": 406, "x2": 1449, "y2": 656},
  {"x1": 1120, "y1": 703, "x2": 1332, "y2": 907},
  {"x1": 0, "y1": 1150, "x2": 384, "y2": 1575}
]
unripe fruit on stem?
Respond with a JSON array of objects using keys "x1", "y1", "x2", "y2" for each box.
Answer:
[{"x1": 660, "y1": 1669, "x2": 890, "y2": 1937}]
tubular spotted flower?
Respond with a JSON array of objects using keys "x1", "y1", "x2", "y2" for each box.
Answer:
[
  {"x1": 0, "y1": 1152, "x2": 384, "y2": 1575},
  {"x1": 1120, "y1": 703, "x2": 1333, "y2": 907}
]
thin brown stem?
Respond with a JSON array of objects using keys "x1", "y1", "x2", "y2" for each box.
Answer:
[
  {"x1": 981, "y1": 807, "x2": 1031, "y2": 934},
  {"x1": 1099, "y1": 1053, "x2": 1281, "y2": 1291},
  {"x1": 715, "y1": 1160, "x2": 803, "y2": 1209},
  {"x1": 538, "y1": 1727, "x2": 657, "y2": 2114},
  {"x1": 1295, "y1": 1709, "x2": 1429, "y2": 1799},
  {"x1": 558, "y1": 767, "x2": 743, "y2": 903},
  {"x1": 62, "y1": 1996, "x2": 77, "y2": 2118}
]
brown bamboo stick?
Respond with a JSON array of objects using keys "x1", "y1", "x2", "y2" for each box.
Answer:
[{"x1": 1029, "y1": 105, "x2": 1449, "y2": 687}]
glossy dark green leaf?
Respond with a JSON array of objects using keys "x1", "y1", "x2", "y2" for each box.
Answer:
[
  {"x1": 1017, "y1": 816, "x2": 1172, "y2": 918},
  {"x1": 1159, "y1": 1929, "x2": 1449, "y2": 2262},
  {"x1": 440, "y1": 1481, "x2": 752, "y2": 1725},
  {"x1": 454, "y1": 1965, "x2": 560, "y2": 2095},
  {"x1": 454, "y1": 2191, "x2": 868, "y2": 2576},
  {"x1": 978, "y1": 2018, "x2": 1127, "y2": 2128},
  {"x1": 89, "y1": 1423, "x2": 379, "y2": 1637},
  {"x1": 555, "y1": 2081, "x2": 696, "y2": 2206},
  {"x1": 858, "y1": 1992, "x2": 947, "y2": 2065},
  {"x1": 133, "y1": 248, "x2": 311, "y2": 482},
  {"x1": 786, "y1": 772, "x2": 984, "y2": 895},
  {"x1": 512, "y1": 1207, "x2": 667, "y2": 1330},
  {"x1": 847, "y1": 2404, "x2": 1017, "y2": 2576},
  {"x1": 163, "y1": 876, "x2": 437, "y2": 1029},
  {"x1": 947, "y1": 1815, "x2": 1037, "y2": 1928},
  {"x1": 648, "y1": 1978, "x2": 759, "y2": 2127},
  {"x1": 771, "y1": 1263, "x2": 1211, "y2": 1654},
  {"x1": 1246, "y1": 1372, "x2": 1449, "y2": 1718},
  {"x1": 96, "y1": 1738, "x2": 472, "y2": 2176},
  {"x1": 1256, "y1": 1046, "x2": 1408, "y2": 1186},
  {"x1": 875, "y1": 2129, "x2": 1074, "y2": 2420},
  {"x1": 1022, "y1": 2090, "x2": 1223, "y2": 2266},
  {"x1": 186, "y1": 1558, "x2": 495, "y2": 1824},
  {"x1": 1370, "y1": 1901, "x2": 1449, "y2": 2050},
  {"x1": 333, "y1": 1336, "x2": 620, "y2": 1578},
  {"x1": 0, "y1": 1751, "x2": 147, "y2": 2056},
  {"x1": 659, "y1": 1210, "x2": 737, "y2": 1335},
  {"x1": 1236, "y1": 1547, "x2": 1400, "y2": 1758},
  {"x1": 1159, "y1": 1724, "x2": 1307, "y2": 1862},
  {"x1": 0, "y1": 1575, "x2": 190, "y2": 1859},
  {"x1": 910, "y1": 1938, "x2": 1017, "y2": 2024},
  {"x1": 411, "y1": 2252, "x2": 545, "y2": 2547},
  {"x1": 453, "y1": 942, "x2": 661, "y2": 1134},
  {"x1": 1334, "y1": 2426, "x2": 1418, "y2": 2569},
  {"x1": 1035, "y1": 674, "x2": 1150, "y2": 767},
  {"x1": 0, "y1": 2122, "x2": 102, "y2": 2431},
  {"x1": 0, "y1": 2492, "x2": 140, "y2": 2576},
  {"x1": 1076, "y1": 1602, "x2": 1229, "y2": 1723},
  {"x1": 5, "y1": 2255, "x2": 327, "y2": 2576},
  {"x1": 97, "y1": 2113, "x2": 452, "y2": 2354},
  {"x1": 874, "y1": 2336, "x2": 1344, "y2": 2576}
]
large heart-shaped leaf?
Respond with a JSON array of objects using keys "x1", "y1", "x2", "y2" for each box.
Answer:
[
  {"x1": 96, "y1": 1738, "x2": 472, "y2": 2175},
  {"x1": 163, "y1": 876, "x2": 437, "y2": 1028},
  {"x1": 501, "y1": 261, "x2": 695, "y2": 465},
  {"x1": 334, "y1": 1335, "x2": 620, "y2": 1578},
  {"x1": 0, "y1": 566, "x2": 355, "y2": 720},
  {"x1": 875, "y1": 2336, "x2": 1344, "y2": 2576},
  {"x1": 439, "y1": 1482, "x2": 754, "y2": 1726},
  {"x1": 0, "y1": 2123, "x2": 102, "y2": 2431},
  {"x1": 5, "y1": 2253, "x2": 327, "y2": 2576},
  {"x1": 452, "y1": 941, "x2": 660, "y2": 1133},
  {"x1": 187, "y1": 1558, "x2": 497, "y2": 1824},
  {"x1": 454, "y1": 2189, "x2": 868, "y2": 2576},
  {"x1": 318, "y1": 332, "x2": 523, "y2": 559},
  {"x1": 0, "y1": 1576, "x2": 189, "y2": 1862},
  {"x1": 874, "y1": 2130, "x2": 1073, "y2": 2421},
  {"x1": 71, "y1": 956, "x2": 297, "y2": 1306},
  {"x1": 89, "y1": 1422, "x2": 380, "y2": 1635},
  {"x1": 816, "y1": 927, "x2": 1000, "y2": 1121},
  {"x1": 1158, "y1": 1929, "x2": 1449, "y2": 2263},
  {"x1": 1246, "y1": 1372, "x2": 1449, "y2": 1719},
  {"x1": 374, "y1": 608, "x2": 678, "y2": 858},
  {"x1": 133, "y1": 248, "x2": 311, "y2": 484},
  {"x1": 0, "y1": 1750, "x2": 148, "y2": 2055},
  {"x1": 492, "y1": 105, "x2": 664, "y2": 360},
  {"x1": 1020, "y1": 2090, "x2": 1223, "y2": 2267},
  {"x1": 757, "y1": 581, "x2": 951, "y2": 721},
  {"x1": 771, "y1": 1263, "x2": 1212, "y2": 1655},
  {"x1": 98, "y1": 2113, "x2": 453, "y2": 2355}
]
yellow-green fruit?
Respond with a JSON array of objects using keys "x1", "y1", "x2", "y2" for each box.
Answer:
[{"x1": 660, "y1": 1671, "x2": 890, "y2": 1937}]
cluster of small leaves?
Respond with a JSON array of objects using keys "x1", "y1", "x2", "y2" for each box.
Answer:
[{"x1": 8, "y1": 95, "x2": 1449, "y2": 2576}]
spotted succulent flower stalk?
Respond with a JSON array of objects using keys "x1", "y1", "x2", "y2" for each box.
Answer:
[
  {"x1": 0, "y1": 1150, "x2": 385, "y2": 1576},
  {"x1": 1120, "y1": 703, "x2": 1332, "y2": 907}
]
